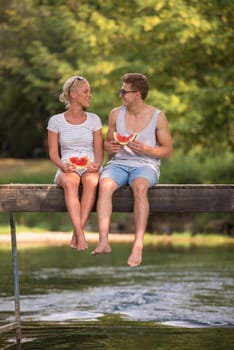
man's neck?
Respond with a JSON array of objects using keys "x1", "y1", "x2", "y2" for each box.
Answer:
[{"x1": 126, "y1": 100, "x2": 147, "y2": 116}]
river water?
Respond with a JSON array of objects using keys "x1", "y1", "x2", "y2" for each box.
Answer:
[{"x1": 0, "y1": 240, "x2": 234, "y2": 349}]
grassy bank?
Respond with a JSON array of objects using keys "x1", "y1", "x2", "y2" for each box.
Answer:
[
  {"x1": 1, "y1": 153, "x2": 234, "y2": 184},
  {"x1": 0, "y1": 158, "x2": 55, "y2": 184},
  {"x1": 0, "y1": 224, "x2": 233, "y2": 247},
  {"x1": 144, "y1": 232, "x2": 234, "y2": 247},
  {"x1": 0, "y1": 224, "x2": 46, "y2": 234}
]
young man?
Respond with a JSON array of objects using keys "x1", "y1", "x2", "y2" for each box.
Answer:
[{"x1": 91, "y1": 73, "x2": 173, "y2": 267}]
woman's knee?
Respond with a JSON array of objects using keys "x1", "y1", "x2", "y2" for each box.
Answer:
[
  {"x1": 58, "y1": 174, "x2": 80, "y2": 191},
  {"x1": 82, "y1": 173, "x2": 99, "y2": 189}
]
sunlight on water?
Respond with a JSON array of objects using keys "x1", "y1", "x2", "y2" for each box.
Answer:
[{"x1": 1, "y1": 265, "x2": 234, "y2": 327}]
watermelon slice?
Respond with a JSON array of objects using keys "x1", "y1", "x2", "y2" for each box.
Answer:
[
  {"x1": 69, "y1": 156, "x2": 90, "y2": 169},
  {"x1": 113, "y1": 132, "x2": 137, "y2": 145}
]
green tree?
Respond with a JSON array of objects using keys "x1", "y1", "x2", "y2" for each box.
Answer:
[{"x1": 0, "y1": 0, "x2": 233, "y2": 157}]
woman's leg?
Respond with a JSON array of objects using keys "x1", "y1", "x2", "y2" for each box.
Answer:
[
  {"x1": 56, "y1": 172, "x2": 88, "y2": 250},
  {"x1": 80, "y1": 171, "x2": 100, "y2": 227}
]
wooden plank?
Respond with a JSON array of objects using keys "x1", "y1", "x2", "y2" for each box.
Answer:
[
  {"x1": 0, "y1": 185, "x2": 66, "y2": 212},
  {"x1": 112, "y1": 185, "x2": 234, "y2": 213},
  {"x1": 148, "y1": 185, "x2": 234, "y2": 213},
  {"x1": 0, "y1": 184, "x2": 233, "y2": 213}
]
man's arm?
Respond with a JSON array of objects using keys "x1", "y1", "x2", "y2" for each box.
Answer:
[
  {"x1": 104, "y1": 107, "x2": 123, "y2": 155},
  {"x1": 154, "y1": 111, "x2": 173, "y2": 158}
]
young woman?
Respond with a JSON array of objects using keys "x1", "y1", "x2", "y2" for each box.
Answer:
[{"x1": 47, "y1": 76, "x2": 103, "y2": 250}]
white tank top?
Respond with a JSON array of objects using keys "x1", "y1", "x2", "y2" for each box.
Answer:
[{"x1": 108, "y1": 106, "x2": 161, "y2": 179}]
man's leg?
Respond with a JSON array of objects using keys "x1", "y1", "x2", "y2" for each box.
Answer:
[
  {"x1": 128, "y1": 178, "x2": 150, "y2": 267},
  {"x1": 91, "y1": 177, "x2": 118, "y2": 255}
]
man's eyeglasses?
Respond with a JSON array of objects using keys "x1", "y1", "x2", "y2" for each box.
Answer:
[
  {"x1": 69, "y1": 76, "x2": 84, "y2": 94},
  {"x1": 119, "y1": 89, "x2": 138, "y2": 95}
]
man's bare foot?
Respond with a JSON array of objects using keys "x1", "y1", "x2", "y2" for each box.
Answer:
[
  {"x1": 127, "y1": 245, "x2": 143, "y2": 267},
  {"x1": 90, "y1": 241, "x2": 112, "y2": 255}
]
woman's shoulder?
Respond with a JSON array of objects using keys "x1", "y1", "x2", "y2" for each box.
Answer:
[
  {"x1": 49, "y1": 112, "x2": 64, "y2": 122},
  {"x1": 86, "y1": 111, "x2": 100, "y2": 118},
  {"x1": 86, "y1": 112, "x2": 102, "y2": 124}
]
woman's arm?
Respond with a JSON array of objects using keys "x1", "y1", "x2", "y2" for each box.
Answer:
[
  {"x1": 92, "y1": 128, "x2": 104, "y2": 169},
  {"x1": 47, "y1": 130, "x2": 65, "y2": 171}
]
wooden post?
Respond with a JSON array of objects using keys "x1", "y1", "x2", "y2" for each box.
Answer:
[{"x1": 9, "y1": 212, "x2": 21, "y2": 345}]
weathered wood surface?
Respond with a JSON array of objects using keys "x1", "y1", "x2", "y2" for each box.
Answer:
[{"x1": 0, "y1": 184, "x2": 233, "y2": 213}]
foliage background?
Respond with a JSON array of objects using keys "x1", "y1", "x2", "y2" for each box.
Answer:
[{"x1": 0, "y1": 0, "x2": 233, "y2": 164}]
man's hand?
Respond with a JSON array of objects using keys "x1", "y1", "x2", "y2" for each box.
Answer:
[
  {"x1": 127, "y1": 140, "x2": 145, "y2": 154},
  {"x1": 105, "y1": 140, "x2": 123, "y2": 154}
]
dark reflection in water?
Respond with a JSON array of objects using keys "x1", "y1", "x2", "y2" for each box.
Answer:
[
  {"x1": 0, "y1": 242, "x2": 234, "y2": 349},
  {"x1": 3, "y1": 321, "x2": 234, "y2": 350}
]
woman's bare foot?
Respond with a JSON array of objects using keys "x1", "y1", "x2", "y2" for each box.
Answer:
[
  {"x1": 90, "y1": 241, "x2": 112, "y2": 255},
  {"x1": 70, "y1": 232, "x2": 88, "y2": 251},
  {"x1": 70, "y1": 232, "x2": 77, "y2": 249},
  {"x1": 127, "y1": 245, "x2": 143, "y2": 267},
  {"x1": 76, "y1": 238, "x2": 88, "y2": 251}
]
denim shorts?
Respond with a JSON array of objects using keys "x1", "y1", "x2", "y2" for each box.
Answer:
[{"x1": 100, "y1": 163, "x2": 158, "y2": 187}]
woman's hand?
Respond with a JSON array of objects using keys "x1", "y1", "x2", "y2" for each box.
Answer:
[
  {"x1": 87, "y1": 162, "x2": 101, "y2": 172},
  {"x1": 63, "y1": 163, "x2": 76, "y2": 173}
]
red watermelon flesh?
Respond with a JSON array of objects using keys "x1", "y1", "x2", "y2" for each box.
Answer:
[
  {"x1": 113, "y1": 132, "x2": 137, "y2": 145},
  {"x1": 69, "y1": 156, "x2": 90, "y2": 168}
]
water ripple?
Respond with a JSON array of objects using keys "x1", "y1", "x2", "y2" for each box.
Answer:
[{"x1": 1, "y1": 265, "x2": 233, "y2": 328}]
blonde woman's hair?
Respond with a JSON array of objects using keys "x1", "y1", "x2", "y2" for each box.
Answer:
[{"x1": 59, "y1": 75, "x2": 88, "y2": 109}]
